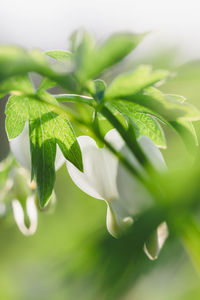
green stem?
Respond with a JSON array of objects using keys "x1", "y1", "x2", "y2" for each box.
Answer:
[
  {"x1": 101, "y1": 105, "x2": 149, "y2": 167},
  {"x1": 54, "y1": 94, "x2": 95, "y2": 106},
  {"x1": 93, "y1": 111, "x2": 144, "y2": 182}
]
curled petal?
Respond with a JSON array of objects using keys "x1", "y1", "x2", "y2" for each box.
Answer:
[
  {"x1": 12, "y1": 195, "x2": 38, "y2": 236},
  {"x1": 106, "y1": 200, "x2": 133, "y2": 238},
  {"x1": 10, "y1": 122, "x2": 31, "y2": 170},
  {"x1": 144, "y1": 222, "x2": 168, "y2": 260},
  {"x1": 10, "y1": 122, "x2": 65, "y2": 171}
]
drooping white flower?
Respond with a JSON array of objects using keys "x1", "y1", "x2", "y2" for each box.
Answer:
[
  {"x1": 12, "y1": 195, "x2": 37, "y2": 236},
  {"x1": 9, "y1": 122, "x2": 64, "y2": 236},
  {"x1": 66, "y1": 129, "x2": 168, "y2": 259},
  {"x1": 9, "y1": 122, "x2": 65, "y2": 171}
]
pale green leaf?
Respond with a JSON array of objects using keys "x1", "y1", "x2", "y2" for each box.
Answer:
[
  {"x1": 0, "y1": 75, "x2": 34, "y2": 97},
  {"x1": 38, "y1": 77, "x2": 57, "y2": 91},
  {"x1": 37, "y1": 50, "x2": 72, "y2": 91},
  {"x1": 125, "y1": 87, "x2": 200, "y2": 121},
  {"x1": 45, "y1": 50, "x2": 72, "y2": 62},
  {"x1": 105, "y1": 65, "x2": 169, "y2": 99},
  {"x1": 5, "y1": 95, "x2": 29, "y2": 139},
  {"x1": 0, "y1": 45, "x2": 76, "y2": 91},
  {"x1": 74, "y1": 32, "x2": 146, "y2": 82},
  {"x1": 108, "y1": 100, "x2": 166, "y2": 148},
  {"x1": 170, "y1": 119, "x2": 198, "y2": 151}
]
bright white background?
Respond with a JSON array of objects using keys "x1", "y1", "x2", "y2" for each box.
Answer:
[{"x1": 0, "y1": 0, "x2": 200, "y2": 63}]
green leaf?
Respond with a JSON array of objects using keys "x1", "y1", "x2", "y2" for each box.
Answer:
[
  {"x1": 55, "y1": 94, "x2": 94, "y2": 106},
  {"x1": 125, "y1": 87, "x2": 200, "y2": 121},
  {"x1": 45, "y1": 50, "x2": 72, "y2": 62},
  {"x1": 0, "y1": 46, "x2": 47, "y2": 81},
  {"x1": 91, "y1": 79, "x2": 106, "y2": 103},
  {"x1": 38, "y1": 77, "x2": 57, "y2": 91},
  {"x1": 93, "y1": 32, "x2": 146, "y2": 75},
  {"x1": 5, "y1": 94, "x2": 82, "y2": 206},
  {"x1": 170, "y1": 119, "x2": 198, "y2": 151},
  {"x1": 74, "y1": 32, "x2": 146, "y2": 82},
  {"x1": 0, "y1": 74, "x2": 34, "y2": 97},
  {"x1": 5, "y1": 95, "x2": 29, "y2": 139},
  {"x1": 105, "y1": 65, "x2": 169, "y2": 99},
  {"x1": 108, "y1": 100, "x2": 166, "y2": 148},
  {"x1": 0, "y1": 46, "x2": 76, "y2": 91},
  {"x1": 37, "y1": 50, "x2": 73, "y2": 91}
]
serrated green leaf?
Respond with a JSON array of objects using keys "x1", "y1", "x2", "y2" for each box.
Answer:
[
  {"x1": 5, "y1": 94, "x2": 82, "y2": 206},
  {"x1": 74, "y1": 32, "x2": 146, "y2": 82},
  {"x1": 125, "y1": 87, "x2": 200, "y2": 121},
  {"x1": 105, "y1": 65, "x2": 169, "y2": 99},
  {"x1": 108, "y1": 100, "x2": 166, "y2": 148}
]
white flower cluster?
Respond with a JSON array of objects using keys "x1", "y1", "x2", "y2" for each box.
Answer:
[{"x1": 10, "y1": 125, "x2": 168, "y2": 259}]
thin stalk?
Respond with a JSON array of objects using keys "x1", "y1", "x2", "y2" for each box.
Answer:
[
  {"x1": 54, "y1": 94, "x2": 95, "y2": 106},
  {"x1": 93, "y1": 110, "x2": 145, "y2": 183},
  {"x1": 101, "y1": 105, "x2": 149, "y2": 166}
]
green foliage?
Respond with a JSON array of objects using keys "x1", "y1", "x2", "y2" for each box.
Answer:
[
  {"x1": 108, "y1": 100, "x2": 166, "y2": 148},
  {"x1": 73, "y1": 31, "x2": 146, "y2": 82},
  {"x1": 1, "y1": 30, "x2": 200, "y2": 299},
  {"x1": 5, "y1": 94, "x2": 82, "y2": 206},
  {"x1": 170, "y1": 119, "x2": 198, "y2": 151},
  {"x1": 0, "y1": 46, "x2": 48, "y2": 81},
  {"x1": 125, "y1": 87, "x2": 200, "y2": 122},
  {"x1": 0, "y1": 75, "x2": 34, "y2": 98},
  {"x1": 45, "y1": 50, "x2": 72, "y2": 62},
  {"x1": 2, "y1": 30, "x2": 199, "y2": 206},
  {"x1": 105, "y1": 65, "x2": 169, "y2": 99}
]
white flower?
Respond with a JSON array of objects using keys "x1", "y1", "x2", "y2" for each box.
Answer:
[
  {"x1": 66, "y1": 129, "x2": 168, "y2": 259},
  {"x1": 9, "y1": 122, "x2": 64, "y2": 236},
  {"x1": 144, "y1": 222, "x2": 168, "y2": 260},
  {"x1": 9, "y1": 122, "x2": 65, "y2": 171},
  {"x1": 12, "y1": 195, "x2": 37, "y2": 236}
]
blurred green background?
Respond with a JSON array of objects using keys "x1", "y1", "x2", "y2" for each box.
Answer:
[
  {"x1": 1, "y1": 1, "x2": 200, "y2": 299},
  {"x1": 0, "y1": 51, "x2": 200, "y2": 300}
]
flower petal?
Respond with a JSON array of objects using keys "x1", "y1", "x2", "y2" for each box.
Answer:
[
  {"x1": 144, "y1": 222, "x2": 168, "y2": 260},
  {"x1": 67, "y1": 129, "x2": 167, "y2": 240},
  {"x1": 138, "y1": 136, "x2": 166, "y2": 171},
  {"x1": 106, "y1": 200, "x2": 133, "y2": 238},
  {"x1": 10, "y1": 122, "x2": 31, "y2": 170},
  {"x1": 12, "y1": 195, "x2": 38, "y2": 236},
  {"x1": 10, "y1": 122, "x2": 65, "y2": 171},
  {"x1": 67, "y1": 134, "x2": 119, "y2": 200}
]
